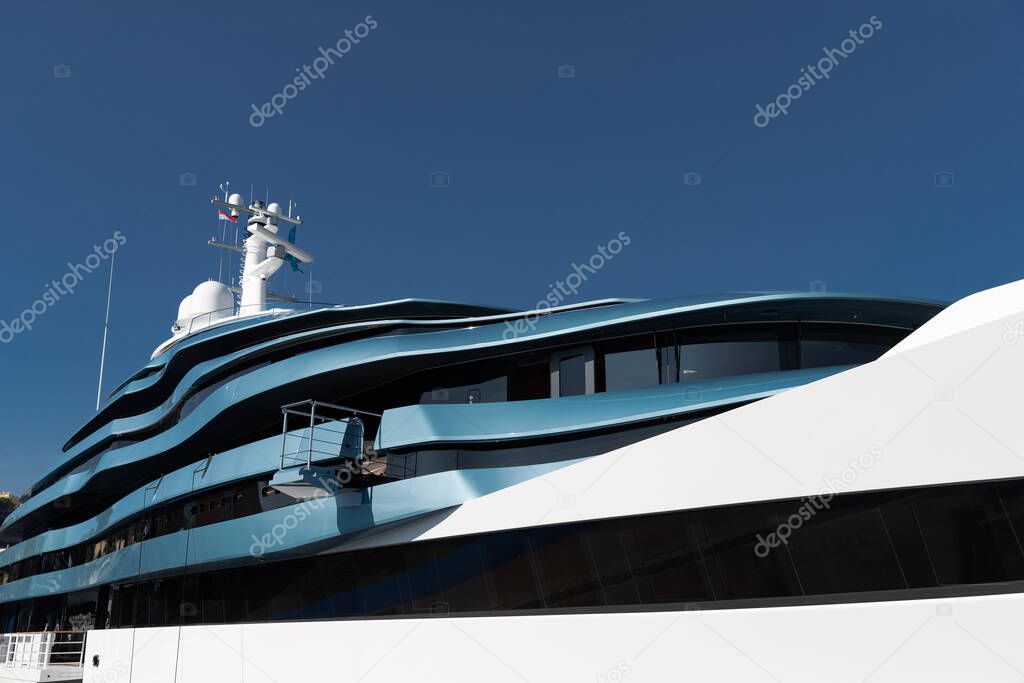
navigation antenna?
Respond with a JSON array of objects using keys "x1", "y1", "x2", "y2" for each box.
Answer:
[
  {"x1": 208, "y1": 192, "x2": 313, "y2": 313},
  {"x1": 217, "y1": 181, "x2": 230, "y2": 283}
]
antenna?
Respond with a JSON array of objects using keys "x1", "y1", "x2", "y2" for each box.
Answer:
[
  {"x1": 217, "y1": 181, "x2": 230, "y2": 282},
  {"x1": 152, "y1": 185, "x2": 314, "y2": 359},
  {"x1": 208, "y1": 194, "x2": 312, "y2": 314},
  {"x1": 95, "y1": 249, "x2": 116, "y2": 410}
]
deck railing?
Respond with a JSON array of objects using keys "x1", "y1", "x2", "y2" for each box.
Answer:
[
  {"x1": 279, "y1": 400, "x2": 379, "y2": 470},
  {"x1": 0, "y1": 631, "x2": 85, "y2": 669}
]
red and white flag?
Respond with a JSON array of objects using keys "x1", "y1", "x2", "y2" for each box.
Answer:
[{"x1": 217, "y1": 210, "x2": 238, "y2": 222}]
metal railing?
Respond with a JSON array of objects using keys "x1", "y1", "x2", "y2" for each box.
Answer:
[
  {"x1": 279, "y1": 400, "x2": 380, "y2": 470},
  {"x1": 182, "y1": 301, "x2": 341, "y2": 337},
  {"x1": 0, "y1": 631, "x2": 85, "y2": 669}
]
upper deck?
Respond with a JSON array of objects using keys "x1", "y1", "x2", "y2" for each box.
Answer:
[{"x1": 1, "y1": 290, "x2": 943, "y2": 549}]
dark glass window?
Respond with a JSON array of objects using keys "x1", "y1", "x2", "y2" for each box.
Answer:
[
  {"x1": 786, "y1": 506, "x2": 906, "y2": 594},
  {"x1": 534, "y1": 527, "x2": 602, "y2": 608},
  {"x1": 509, "y1": 362, "x2": 550, "y2": 401},
  {"x1": 486, "y1": 535, "x2": 543, "y2": 610},
  {"x1": 420, "y1": 375, "x2": 508, "y2": 404},
  {"x1": 799, "y1": 339, "x2": 887, "y2": 368},
  {"x1": 680, "y1": 339, "x2": 782, "y2": 381},
  {"x1": 632, "y1": 515, "x2": 710, "y2": 603},
  {"x1": 798, "y1": 326, "x2": 901, "y2": 369},
  {"x1": 431, "y1": 544, "x2": 492, "y2": 613},
  {"x1": 913, "y1": 488, "x2": 1024, "y2": 585},
  {"x1": 585, "y1": 528, "x2": 641, "y2": 605},
  {"x1": 558, "y1": 355, "x2": 587, "y2": 397},
  {"x1": 701, "y1": 504, "x2": 801, "y2": 600},
  {"x1": 603, "y1": 336, "x2": 659, "y2": 393},
  {"x1": 878, "y1": 502, "x2": 938, "y2": 588},
  {"x1": 657, "y1": 332, "x2": 678, "y2": 385},
  {"x1": 21, "y1": 477, "x2": 1024, "y2": 631}
]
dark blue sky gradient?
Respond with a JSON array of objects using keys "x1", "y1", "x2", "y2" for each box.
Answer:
[{"x1": 1, "y1": 0, "x2": 1022, "y2": 493}]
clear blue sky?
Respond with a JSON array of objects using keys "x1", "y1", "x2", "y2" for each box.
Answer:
[{"x1": 1, "y1": 0, "x2": 1022, "y2": 494}]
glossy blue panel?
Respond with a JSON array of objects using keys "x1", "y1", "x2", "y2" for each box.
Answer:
[
  {"x1": 10, "y1": 291, "x2": 939, "y2": 531},
  {"x1": 0, "y1": 544, "x2": 142, "y2": 604},
  {"x1": 106, "y1": 297, "x2": 534, "y2": 404},
  {"x1": 0, "y1": 421, "x2": 358, "y2": 570},
  {"x1": 74, "y1": 292, "x2": 921, "y2": 455},
  {"x1": 376, "y1": 366, "x2": 850, "y2": 450},
  {"x1": 138, "y1": 531, "x2": 190, "y2": 577},
  {"x1": 0, "y1": 459, "x2": 582, "y2": 603}
]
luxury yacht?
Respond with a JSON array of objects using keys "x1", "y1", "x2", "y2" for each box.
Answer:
[{"x1": 1, "y1": 192, "x2": 1022, "y2": 682}]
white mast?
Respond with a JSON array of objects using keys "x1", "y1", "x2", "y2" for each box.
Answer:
[
  {"x1": 153, "y1": 186, "x2": 314, "y2": 359},
  {"x1": 210, "y1": 193, "x2": 312, "y2": 314}
]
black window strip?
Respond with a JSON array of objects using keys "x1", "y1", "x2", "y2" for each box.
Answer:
[{"x1": 5, "y1": 475, "x2": 1024, "y2": 631}]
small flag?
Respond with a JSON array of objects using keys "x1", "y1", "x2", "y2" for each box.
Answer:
[{"x1": 218, "y1": 210, "x2": 238, "y2": 222}]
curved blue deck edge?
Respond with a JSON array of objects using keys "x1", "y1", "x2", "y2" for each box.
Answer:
[
  {"x1": 8, "y1": 292, "x2": 941, "y2": 531},
  {"x1": 0, "y1": 420, "x2": 361, "y2": 571},
  {"x1": 0, "y1": 458, "x2": 584, "y2": 604},
  {"x1": 376, "y1": 366, "x2": 851, "y2": 450}
]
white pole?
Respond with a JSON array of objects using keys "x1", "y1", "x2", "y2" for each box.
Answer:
[
  {"x1": 217, "y1": 221, "x2": 225, "y2": 283},
  {"x1": 218, "y1": 182, "x2": 229, "y2": 283},
  {"x1": 96, "y1": 250, "x2": 116, "y2": 411}
]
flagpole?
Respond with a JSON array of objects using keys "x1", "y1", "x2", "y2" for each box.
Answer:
[
  {"x1": 96, "y1": 250, "x2": 115, "y2": 411},
  {"x1": 217, "y1": 215, "x2": 225, "y2": 283},
  {"x1": 218, "y1": 182, "x2": 229, "y2": 283}
]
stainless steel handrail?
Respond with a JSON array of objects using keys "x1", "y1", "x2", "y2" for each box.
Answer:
[
  {"x1": 183, "y1": 301, "x2": 342, "y2": 336},
  {"x1": 279, "y1": 400, "x2": 381, "y2": 470}
]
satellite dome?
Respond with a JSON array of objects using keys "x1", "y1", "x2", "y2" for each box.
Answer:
[
  {"x1": 191, "y1": 281, "x2": 234, "y2": 322},
  {"x1": 176, "y1": 294, "x2": 195, "y2": 322}
]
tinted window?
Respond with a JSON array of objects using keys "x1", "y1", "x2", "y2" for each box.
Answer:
[
  {"x1": 786, "y1": 506, "x2": 906, "y2": 594},
  {"x1": 509, "y1": 362, "x2": 549, "y2": 401},
  {"x1": 632, "y1": 515, "x2": 710, "y2": 603},
  {"x1": 28, "y1": 477, "x2": 1024, "y2": 630},
  {"x1": 485, "y1": 535, "x2": 544, "y2": 610},
  {"x1": 680, "y1": 340, "x2": 781, "y2": 381},
  {"x1": 799, "y1": 326, "x2": 904, "y2": 369},
  {"x1": 657, "y1": 334, "x2": 678, "y2": 385},
  {"x1": 701, "y1": 504, "x2": 801, "y2": 600},
  {"x1": 558, "y1": 355, "x2": 587, "y2": 396},
  {"x1": 534, "y1": 527, "x2": 602, "y2": 608},
  {"x1": 585, "y1": 528, "x2": 642, "y2": 605},
  {"x1": 800, "y1": 339, "x2": 887, "y2": 368},
  {"x1": 605, "y1": 347, "x2": 659, "y2": 392},
  {"x1": 878, "y1": 502, "x2": 938, "y2": 588},
  {"x1": 914, "y1": 488, "x2": 1024, "y2": 585},
  {"x1": 421, "y1": 375, "x2": 507, "y2": 404}
]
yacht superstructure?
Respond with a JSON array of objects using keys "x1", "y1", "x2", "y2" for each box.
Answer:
[{"x1": 1, "y1": 191, "x2": 1021, "y2": 682}]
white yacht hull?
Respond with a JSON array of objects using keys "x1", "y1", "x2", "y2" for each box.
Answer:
[
  {"x1": 80, "y1": 278, "x2": 1024, "y2": 682},
  {"x1": 83, "y1": 591, "x2": 1023, "y2": 682}
]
